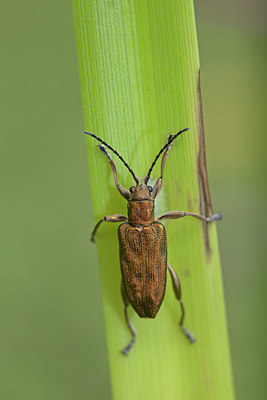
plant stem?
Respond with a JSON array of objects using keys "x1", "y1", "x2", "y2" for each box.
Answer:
[{"x1": 73, "y1": 1, "x2": 235, "y2": 399}]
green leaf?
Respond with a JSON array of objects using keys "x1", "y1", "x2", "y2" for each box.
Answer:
[{"x1": 72, "y1": 1, "x2": 235, "y2": 398}]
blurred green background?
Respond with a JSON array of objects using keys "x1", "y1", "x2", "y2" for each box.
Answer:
[{"x1": 0, "y1": 1, "x2": 266, "y2": 399}]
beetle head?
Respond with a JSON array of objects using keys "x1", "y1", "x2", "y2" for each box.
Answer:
[{"x1": 129, "y1": 183, "x2": 153, "y2": 201}]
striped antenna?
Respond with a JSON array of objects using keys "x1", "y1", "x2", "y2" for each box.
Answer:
[
  {"x1": 84, "y1": 131, "x2": 140, "y2": 184},
  {"x1": 144, "y1": 128, "x2": 189, "y2": 184}
]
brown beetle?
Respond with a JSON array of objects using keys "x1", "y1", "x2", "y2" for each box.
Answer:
[{"x1": 85, "y1": 129, "x2": 221, "y2": 355}]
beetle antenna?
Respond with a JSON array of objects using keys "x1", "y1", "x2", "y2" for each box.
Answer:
[
  {"x1": 84, "y1": 131, "x2": 140, "y2": 184},
  {"x1": 144, "y1": 128, "x2": 189, "y2": 184}
]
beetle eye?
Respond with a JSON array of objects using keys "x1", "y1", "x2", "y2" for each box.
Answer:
[
  {"x1": 129, "y1": 186, "x2": 135, "y2": 193},
  {"x1": 148, "y1": 186, "x2": 153, "y2": 192}
]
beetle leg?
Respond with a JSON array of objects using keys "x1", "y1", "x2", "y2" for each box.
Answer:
[
  {"x1": 121, "y1": 281, "x2": 137, "y2": 356},
  {"x1": 152, "y1": 136, "x2": 173, "y2": 198},
  {"x1": 167, "y1": 262, "x2": 195, "y2": 343},
  {"x1": 91, "y1": 214, "x2": 128, "y2": 242},
  {"x1": 158, "y1": 210, "x2": 222, "y2": 222},
  {"x1": 98, "y1": 144, "x2": 132, "y2": 199}
]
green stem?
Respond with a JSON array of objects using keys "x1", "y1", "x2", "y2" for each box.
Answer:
[{"x1": 73, "y1": 1, "x2": 235, "y2": 399}]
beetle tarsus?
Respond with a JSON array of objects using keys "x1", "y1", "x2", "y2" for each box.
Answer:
[
  {"x1": 122, "y1": 338, "x2": 136, "y2": 356},
  {"x1": 214, "y1": 212, "x2": 222, "y2": 220},
  {"x1": 90, "y1": 235, "x2": 96, "y2": 243},
  {"x1": 181, "y1": 326, "x2": 196, "y2": 343},
  {"x1": 207, "y1": 212, "x2": 222, "y2": 222},
  {"x1": 98, "y1": 144, "x2": 111, "y2": 160}
]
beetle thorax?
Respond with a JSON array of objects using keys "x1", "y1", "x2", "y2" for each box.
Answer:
[{"x1": 128, "y1": 200, "x2": 155, "y2": 226}]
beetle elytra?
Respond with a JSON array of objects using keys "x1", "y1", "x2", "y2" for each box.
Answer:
[{"x1": 85, "y1": 129, "x2": 222, "y2": 355}]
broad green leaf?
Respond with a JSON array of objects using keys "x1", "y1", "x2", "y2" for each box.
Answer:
[{"x1": 73, "y1": 1, "x2": 235, "y2": 399}]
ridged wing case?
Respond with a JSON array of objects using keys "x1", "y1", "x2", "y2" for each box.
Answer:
[{"x1": 118, "y1": 221, "x2": 167, "y2": 318}]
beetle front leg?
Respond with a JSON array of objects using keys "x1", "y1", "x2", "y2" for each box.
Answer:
[
  {"x1": 121, "y1": 281, "x2": 137, "y2": 356},
  {"x1": 91, "y1": 214, "x2": 128, "y2": 242},
  {"x1": 150, "y1": 135, "x2": 173, "y2": 198},
  {"x1": 168, "y1": 263, "x2": 195, "y2": 343},
  {"x1": 98, "y1": 145, "x2": 134, "y2": 199},
  {"x1": 158, "y1": 210, "x2": 222, "y2": 222}
]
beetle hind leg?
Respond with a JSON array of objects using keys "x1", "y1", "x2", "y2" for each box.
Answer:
[
  {"x1": 168, "y1": 263, "x2": 195, "y2": 344},
  {"x1": 179, "y1": 300, "x2": 195, "y2": 344},
  {"x1": 121, "y1": 281, "x2": 137, "y2": 355}
]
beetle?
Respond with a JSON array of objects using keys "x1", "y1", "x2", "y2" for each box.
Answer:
[{"x1": 84, "y1": 128, "x2": 221, "y2": 355}]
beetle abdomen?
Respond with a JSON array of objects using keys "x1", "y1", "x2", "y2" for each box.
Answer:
[{"x1": 118, "y1": 222, "x2": 167, "y2": 318}]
